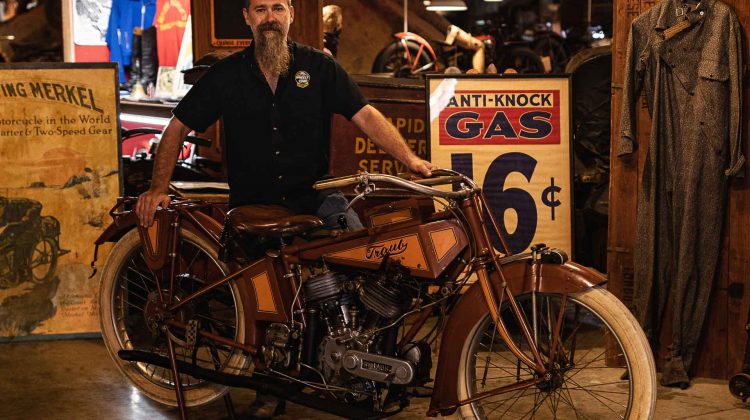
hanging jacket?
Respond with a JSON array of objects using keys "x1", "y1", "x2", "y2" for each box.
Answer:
[{"x1": 105, "y1": 0, "x2": 157, "y2": 83}]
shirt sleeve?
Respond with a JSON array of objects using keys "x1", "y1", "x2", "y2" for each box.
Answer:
[
  {"x1": 726, "y1": 12, "x2": 745, "y2": 177},
  {"x1": 172, "y1": 65, "x2": 223, "y2": 133},
  {"x1": 618, "y1": 20, "x2": 646, "y2": 156},
  {"x1": 323, "y1": 57, "x2": 369, "y2": 120}
]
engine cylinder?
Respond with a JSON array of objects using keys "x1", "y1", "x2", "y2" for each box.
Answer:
[
  {"x1": 304, "y1": 271, "x2": 345, "y2": 302},
  {"x1": 359, "y1": 280, "x2": 404, "y2": 319}
]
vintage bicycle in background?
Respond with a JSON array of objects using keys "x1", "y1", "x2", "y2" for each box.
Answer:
[{"x1": 93, "y1": 169, "x2": 656, "y2": 419}]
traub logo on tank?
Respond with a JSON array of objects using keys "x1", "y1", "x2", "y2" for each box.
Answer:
[{"x1": 439, "y1": 90, "x2": 560, "y2": 145}]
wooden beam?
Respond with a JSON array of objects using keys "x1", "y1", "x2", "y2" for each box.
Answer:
[{"x1": 289, "y1": 0, "x2": 323, "y2": 49}]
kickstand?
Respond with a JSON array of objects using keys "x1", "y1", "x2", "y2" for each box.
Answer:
[
  {"x1": 166, "y1": 330, "x2": 188, "y2": 420},
  {"x1": 223, "y1": 393, "x2": 236, "y2": 420}
]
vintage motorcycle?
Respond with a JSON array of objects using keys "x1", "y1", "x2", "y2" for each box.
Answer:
[
  {"x1": 0, "y1": 215, "x2": 64, "y2": 288},
  {"x1": 94, "y1": 170, "x2": 656, "y2": 419}
]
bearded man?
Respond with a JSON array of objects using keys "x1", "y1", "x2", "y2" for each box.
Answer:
[
  {"x1": 136, "y1": 0, "x2": 436, "y2": 231},
  {"x1": 135, "y1": 3, "x2": 435, "y2": 414}
]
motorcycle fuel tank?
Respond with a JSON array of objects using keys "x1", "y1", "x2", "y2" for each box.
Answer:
[{"x1": 300, "y1": 219, "x2": 468, "y2": 279}]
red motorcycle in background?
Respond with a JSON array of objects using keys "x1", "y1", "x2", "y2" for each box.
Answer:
[
  {"x1": 94, "y1": 170, "x2": 656, "y2": 419},
  {"x1": 372, "y1": 25, "x2": 544, "y2": 77}
]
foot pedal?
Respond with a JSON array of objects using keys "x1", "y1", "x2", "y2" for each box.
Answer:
[{"x1": 186, "y1": 319, "x2": 200, "y2": 354}]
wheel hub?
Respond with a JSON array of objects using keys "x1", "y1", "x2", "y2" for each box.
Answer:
[
  {"x1": 537, "y1": 369, "x2": 565, "y2": 392},
  {"x1": 143, "y1": 290, "x2": 184, "y2": 334}
]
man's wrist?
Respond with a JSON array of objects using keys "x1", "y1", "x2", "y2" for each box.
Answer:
[
  {"x1": 148, "y1": 184, "x2": 169, "y2": 195},
  {"x1": 406, "y1": 154, "x2": 421, "y2": 165}
]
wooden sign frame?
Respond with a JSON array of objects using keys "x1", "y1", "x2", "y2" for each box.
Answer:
[
  {"x1": 426, "y1": 73, "x2": 574, "y2": 256},
  {"x1": 0, "y1": 62, "x2": 121, "y2": 339}
]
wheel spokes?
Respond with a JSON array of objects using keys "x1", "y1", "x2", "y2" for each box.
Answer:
[{"x1": 467, "y1": 293, "x2": 632, "y2": 419}]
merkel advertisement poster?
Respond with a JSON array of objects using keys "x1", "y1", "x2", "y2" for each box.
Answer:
[
  {"x1": 0, "y1": 63, "x2": 120, "y2": 339},
  {"x1": 427, "y1": 75, "x2": 572, "y2": 256}
]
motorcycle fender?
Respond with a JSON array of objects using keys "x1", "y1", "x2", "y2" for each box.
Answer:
[
  {"x1": 428, "y1": 260, "x2": 607, "y2": 416},
  {"x1": 394, "y1": 31, "x2": 438, "y2": 62},
  {"x1": 94, "y1": 213, "x2": 138, "y2": 246},
  {"x1": 94, "y1": 210, "x2": 224, "y2": 271}
]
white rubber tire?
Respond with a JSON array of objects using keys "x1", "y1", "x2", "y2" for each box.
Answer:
[
  {"x1": 99, "y1": 228, "x2": 249, "y2": 408},
  {"x1": 456, "y1": 286, "x2": 656, "y2": 419}
]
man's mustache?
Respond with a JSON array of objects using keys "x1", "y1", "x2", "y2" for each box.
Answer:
[{"x1": 258, "y1": 22, "x2": 283, "y2": 33}]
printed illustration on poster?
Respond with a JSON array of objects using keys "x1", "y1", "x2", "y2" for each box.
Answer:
[
  {"x1": 0, "y1": 63, "x2": 120, "y2": 339},
  {"x1": 427, "y1": 74, "x2": 572, "y2": 256}
]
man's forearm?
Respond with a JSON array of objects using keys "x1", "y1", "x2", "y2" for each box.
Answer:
[
  {"x1": 150, "y1": 118, "x2": 191, "y2": 193},
  {"x1": 353, "y1": 105, "x2": 419, "y2": 166}
]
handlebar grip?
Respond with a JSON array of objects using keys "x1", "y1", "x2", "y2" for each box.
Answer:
[
  {"x1": 313, "y1": 175, "x2": 361, "y2": 190},
  {"x1": 184, "y1": 135, "x2": 212, "y2": 147},
  {"x1": 121, "y1": 127, "x2": 162, "y2": 139},
  {"x1": 412, "y1": 175, "x2": 465, "y2": 186}
]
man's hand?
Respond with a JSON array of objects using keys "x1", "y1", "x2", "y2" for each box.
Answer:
[
  {"x1": 135, "y1": 117, "x2": 192, "y2": 227},
  {"x1": 136, "y1": 189, "x2": 171, "y2": 227},
  {"x1": 407, "y1": 157, "x2": 439, "y2": 177}
]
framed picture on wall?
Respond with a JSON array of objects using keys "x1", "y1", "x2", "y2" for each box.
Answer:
[
  {"x1": 427, "y1": 74, "x2": 574, "y2": 256},
  {"x1": 210, "y1": 0, "x2": 252, "y2": 47}
]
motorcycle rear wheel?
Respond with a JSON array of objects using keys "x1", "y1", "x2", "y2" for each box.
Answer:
[
  {"x1": 99, "y1": 229, "x2": 250, "y2": 407},
  {"x1": 497, "y1": 46, "x2": 545, "y2": 74},
  {"x1": 456, "y1": 286, "x2": 656, "y2": 419},
  {"x1": 29, "y1": 237, "x2": 58, "y2": 283}
]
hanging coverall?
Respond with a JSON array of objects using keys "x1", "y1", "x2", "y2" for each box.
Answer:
[{"x1": 620, "y1": 0, "x2": 744, "y2": 387}]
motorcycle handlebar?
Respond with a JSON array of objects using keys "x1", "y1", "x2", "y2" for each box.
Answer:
[
  {"x1": 120, "y1": 128, "x2": 212, "y2": 147},
  {"x1": 313, "y1": 170, "x2": 477, "y2": 199}
]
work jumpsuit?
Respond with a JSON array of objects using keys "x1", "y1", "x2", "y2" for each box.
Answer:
[{"x1": 620, "y1": 0, "x2": 745, "y2": 386}]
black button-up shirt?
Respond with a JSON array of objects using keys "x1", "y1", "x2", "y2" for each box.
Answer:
[{"x1": 173, "y1": 42, "x2": 368, "y2": 213}]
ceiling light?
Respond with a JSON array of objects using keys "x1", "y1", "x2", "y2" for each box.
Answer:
[{"x1": 425, "y1": 0, "x2": 468, "y2": 12}]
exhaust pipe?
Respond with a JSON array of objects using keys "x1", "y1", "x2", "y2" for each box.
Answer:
[{"x1": 117, "y1": 350, "x2": 399, "y2": 419}]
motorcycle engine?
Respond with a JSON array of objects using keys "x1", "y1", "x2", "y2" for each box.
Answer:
[{"x1": 301, "y1": 259, "x2": 431, "y2": 397}]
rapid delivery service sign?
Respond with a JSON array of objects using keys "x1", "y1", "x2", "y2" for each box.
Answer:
[{"x1": 428, "y1": 75, "x2": 572, "y2": 255}]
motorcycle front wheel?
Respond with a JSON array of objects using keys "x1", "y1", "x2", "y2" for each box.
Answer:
[
  {"x1": 99, "y1": 228, "x2": 250, "y2": 407},
  {"x1": 456, "y1": 286, "x2": 656, "y2": 419},
  {"x1": 372, "y1": 39, "x2": 434, "y2": 77}
]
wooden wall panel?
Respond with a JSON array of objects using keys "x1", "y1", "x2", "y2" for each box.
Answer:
[
  {"x1": 191, "y1": 0, "x2": 212, "y2": 61},
  {"x1": 726, "y1": 0, "x2": 750, "y2": 379},
  {"x1": 289, "y1": 0, "x2": 323, "y2": 49},
  {"x1": 191, "y1": 0, "x2": 322, "y2": 60},
  {"x1": 610, "y1": 0, "x2": 750, "y2": 379}
]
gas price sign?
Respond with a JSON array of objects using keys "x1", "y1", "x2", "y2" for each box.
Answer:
[{"x1": 427, "y1": 75, "x2": 572, "y2": 255}]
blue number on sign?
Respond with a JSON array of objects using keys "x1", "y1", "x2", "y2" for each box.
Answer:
[
  {"x1": 450, "y1": 153, "x2": 473, "y2": 192},
  {"x1": 451, "y1": 153, "x2": 538, "y2": 254}
]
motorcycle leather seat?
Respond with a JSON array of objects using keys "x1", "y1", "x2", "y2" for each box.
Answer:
[{"x1": 226, "y1": 205, "x2": 323, "y2": 237}]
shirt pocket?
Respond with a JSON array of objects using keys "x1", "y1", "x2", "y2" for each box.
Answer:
[
  {"x1": 697, "y1": 59, "x2": 730, "y2": 156},
  {"x1": 697, "y1": 60, "x2": 729, "y2": 120}
]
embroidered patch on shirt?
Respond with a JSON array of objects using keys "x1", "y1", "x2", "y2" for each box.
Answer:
[{"x1": 295, "y1": 71, "x2": 310, "y2": 88}]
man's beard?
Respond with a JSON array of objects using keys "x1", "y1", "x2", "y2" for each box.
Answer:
[{"x1": 254, "y1": 22, "x2": 290, "y2": 76}]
